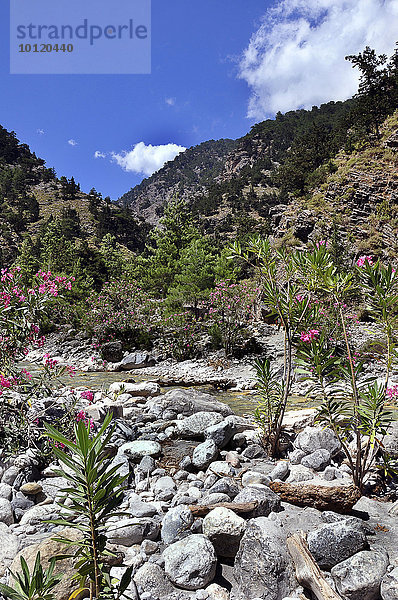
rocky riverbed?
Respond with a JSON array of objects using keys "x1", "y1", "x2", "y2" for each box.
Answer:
[
  {"x1": 26, "y1": 322, "x2": 398, "y2": 396},
  {"x1": 1, "y1": 382, "x2": 398, "y2": 600}
]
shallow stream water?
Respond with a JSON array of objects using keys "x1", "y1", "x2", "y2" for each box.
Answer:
[{"x1": 21, "y1": 362, "x2": 319, "y2": 416}]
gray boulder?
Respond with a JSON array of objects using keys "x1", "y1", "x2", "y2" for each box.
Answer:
[
  {"x1": 381, "y1": 566, "x2": 398, "y2": 600},
  {"x1": 129, "y1": 500, "x2": 157, "y2": 518},
  {"x1": 134, "y1": 563, "x2": 175, "y2": 598},
  {"x1": 202, "y1": 507, "x2": 246, "y2": 557},
  {"x1": 176, "y1": 412, "x2": 223, "y2": 440},
  {"x1": 301, "y1": 449, "x2": 331, "y2": 471},
  {"x1": 286, "y1": 465, "x2": 314, "y2": 483},
  {"x1": 307, "y1": 520, "x2": 367, "y2": 569},
  {"x1": 331, "y1": 550, "x2": 389, "y2": 600},
  {"x1": 201, "y1": 493, "x2": 231, "y2": 505},
  {"x1": 289, "y1": 449, "x2": 306, "y2": 465},
  {"x1": 108, "y1": 381, "x2": 160, "y2": 397},
  {"x1": 137, "y1": 455, "x2": 156, "y2": 474},
  {"x1": 383, "y1": 422, "x2": 398, "y2": 458},
  {"x1": 192, "y1": 439, "x2": 219, "y2": 470},
  {"x1": 18, "y1": 503, "x2": 59, "y2": 527},
  {"x1": 154, "y1": 475, "x2": 176, "y2": 496},
  {"x1": 294, "y1": 426, "x2": 341, "y2": 455},
  {"x1": 120, "y1": 351, "x2": 156, "y2": 370},
  {"x1": 234, "y1": 485, "x2": 281, "y2": 517},
  {"x1": 1, "y1": 466, "x2": 19, "y2": 486},
  {"x1": 232, "y1": 517, "x2": 294, "y2": 600},
  {"x1": 241, "y1": 444, "x2": 266, "y2": 459},
  {"x1": 148, "y1": 388, "x2": 233, "y2": 419},
  {"x1": 100, "y1": 341, "x2": 123, "y2": 363},
  {"x1": 163, "y1": 534, "x2": 217, "y2": 590},
  {"x1": 205, "y1": 421, "x2": 235, "y2": 448},
  {"x1": 0, "y1": 523, "x2": 20, "y2": 576},
  {"x1": 161, "y1": 505, "x2": 194, "y2": 545},
  {"x1": 207, "y1": 477, "x2": 240, "y2": 499},
  {"x1": 107, "y1": 518, "x2": 159, "y2": 546},
  {"x1": 269, "y1": 461, "x2": 290, "y2": 481},
  {"x1": 0, "y1": 482, "x2": 12, "y2": 500},
  {"x1": 118, "y1": 440, "x2": 161, "y2": 461},
  {"x1": 40, "y1": 477, "x2": 70, "y2": 502},
  {"x1": 11, "y1": 492, "x2": 34, "y2": 520}
]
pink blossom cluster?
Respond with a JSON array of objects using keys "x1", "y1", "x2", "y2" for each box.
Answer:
[
  {"x1": 75, "y1": 410, "x2": 94, "y2": 429},
  {"x1": 316, "y1": 240, "x2": 328, "y2": 248},
  {"x1": 43, "y1": 354, "x2": 58, "y2": 369},
  {"x1": 80, "y1": 390, "x2": 94, "y2": 404},
  {"x1": 208, "y1": 280, "x2": 260, "y2": 320},
  {"x1": 300, "y1": 329, "x2": 320, "y2": 342},
  {"x1": 386, "y1": 385, "x2": 398, "y2": 401},
  {"x1": 0, "y1": 374, "x2": 14, "y2": 389},
  {"x1": 84, "y1": 280, "x2": 157, "y2": 344},
  {"x1": 356, "y1": 256, "x2": 374, "y2": 267},
  {"x1": 66, "y1": 365, "x2": 76, "y2": 377}
]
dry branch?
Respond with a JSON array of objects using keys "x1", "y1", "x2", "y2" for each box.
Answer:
[
  {"x1": 188, "y1": 501, "x2": 258, "y2": 517},
  {"x1": 269, "y1": 482, "x2": 360, "y2": 512},
  {"x1": 287, "y1": 531, "x2": 343, "y2": 600}
]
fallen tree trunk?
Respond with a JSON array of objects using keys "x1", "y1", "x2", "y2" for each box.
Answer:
[
  {"x1": 269, "y1": 482, "x2": 361, "y2": 513},
  {"x1": 188, "y1": 501, "x2": 258, "y2": 517},
  {"x1": 287, "y1": 531, "x2": 343, "y2": 600}
]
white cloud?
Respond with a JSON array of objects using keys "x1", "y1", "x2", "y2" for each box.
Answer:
[
  {"x1": 239, "y1": 0, "x2": 398, "y2": 119},
  {"x1": 37, "y1": 128, "x2": 45, "y2": 135},
  {"x1": 112, "y1": 142, "x2": 186, "y2": 176},
  {"x1": 165, "y1": 97, "x2": 176, "y2": 106},
  {"x1": 68, "y1": 139, "x2": 78, "y2": 146},
  {"x1": 94, "y1": 150, "x2": 106, "y2": 159}
]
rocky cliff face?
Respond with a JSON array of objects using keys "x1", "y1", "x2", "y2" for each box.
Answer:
[
  {"x1": 119, "y1": 105, "x2": 398, "y2": 259},
  {"x1": 273, "y1": 112, "x2": 398, "y2": 259},
  {"x1": 119, "y1": 139, "x2": 236, "y2": 225}
]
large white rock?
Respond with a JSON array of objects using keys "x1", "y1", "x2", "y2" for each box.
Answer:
[
  {"x1": 0, "y1": 497, "x2": 13, "y2": 525},
  {"x1": 294, "y1": 426, "x2": 341, "y2": 455},
  {"x1": 0, "y1": 523, "x2": 20, "y2": 576},
  {"x1": 331, "y1": 550, "x2": 389, "y2": 600},
  {"x1": 176, "y1": 412, "x2": 223, "y2": 439},
  {"x1": 381, "y1": 566, "x2": 398, "y2": 600},
  {"x1": 163, "y1": 534, "x2": 217, "y2": 590},
  {"x1": 202, "y1": 507, "x2": 246, "y2": 557},
  {"x1": 118, "y1": 440, "x2": 161, "y2": 461},
  {"x1": 108, "y1": 381, "x2": 160, "y2": 397},
  {"x1": 147, "y1": 388, "x2": 233, "y2": 419},
  {"x1": 192, "y1": 439, "x2": 219, "y2": 469}
]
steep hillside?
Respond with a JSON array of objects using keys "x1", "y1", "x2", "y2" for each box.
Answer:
[
  {"x1": 118, "y1": 99, "x2": 357, "y2": 238},
  {"x1": 273, "y1": 111, "x2": 398, "y2": 259},
  {"x1": 119, "y1": 138, "x2": 236, "y2": 224},
  {"x1": 0, "y1": 126, "x2": 149, "y2": 267}
]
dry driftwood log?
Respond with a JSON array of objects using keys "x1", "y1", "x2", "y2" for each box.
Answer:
[
  {"x1": 269, "y1": 482, "x2": 361, "y2": 512},
  {"x1": 287, "y1": 531, "x2": 343, "y2": 600},
  {"x1": 188, "y1": 501, "x2": 258, "y2": 517}
]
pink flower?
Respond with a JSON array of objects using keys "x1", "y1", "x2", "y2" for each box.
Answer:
[
  {"x1": 300, "y1": 329, "x2": 320, "y2": 343},
  {"x1": 386, "y1": 385, "x2": 398, "y2": 401},
  {"x1": 80, "y1": 390, "x2": 94, "y2": 404},
  {"x1": 75, "y1": 410, "x2": 94, "y2": 429},
  {"x1": 356, "y1": 255, "x2": 373, "y2": 267}
]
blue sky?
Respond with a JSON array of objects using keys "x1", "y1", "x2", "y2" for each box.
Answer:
[
  {"x1": 1, "y1": 0, "x2": 397, "y2": 200},
  {"x1": 1, "y1": 1, "x2": 268, "y2": 199}
]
